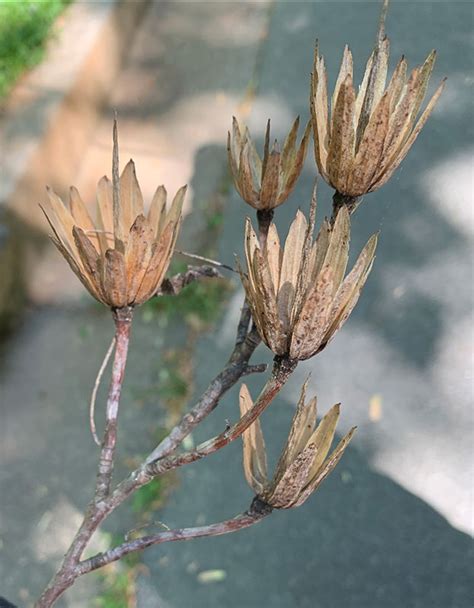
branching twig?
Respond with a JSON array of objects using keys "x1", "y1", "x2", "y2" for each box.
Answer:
[
  {"x1": 156, "y1": 265, "x2": 222, "y2": 297},
  {"x1": 145, "y1": 303, "x2": 260, "y2": 464},
  {"x1": 77, "y1": 498, "x2": 273, "y2": 575}
]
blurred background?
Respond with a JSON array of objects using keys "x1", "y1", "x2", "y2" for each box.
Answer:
[{"x1": 0, "y1": 1, "x2": 473, "y2": 607}]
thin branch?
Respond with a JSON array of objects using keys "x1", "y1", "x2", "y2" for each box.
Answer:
[
  {"x1": 156, "y1": 265, "x2": 222, "y2": 297},
  {"x1": 78, "y1": 498, "x2": 273, "y2": 576},
  {"x1": 143, "y1": 356, "x2": 297, "y2": 478},
  {"x1": 89, "y1": 337, "x2": 116, "y2": 447},
  {"x1": 145, "y1": 303, "x2": 260, "y2": 464},
  {"x1": 175, "y1": 250, "x2": 237, "y2": 274},
  {"x1": 95, "y1": 307, "x2": 133, "y2": 500}
]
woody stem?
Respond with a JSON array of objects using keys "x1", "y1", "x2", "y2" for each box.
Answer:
[
  {"x1": 331, "y1": 191, "x2": 360, "y2": 225},
  {"x1": 95, "y1": 306, "x2": 133, "y2": 500},
  {"x1": 256, "y1": 208, "x2": 274, "y2": 249},
  {"x1": 77, "y1": 498, "x2": 273, "y2": 575}
]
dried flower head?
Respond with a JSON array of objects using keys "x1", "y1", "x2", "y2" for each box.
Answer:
[
  {"x1": 41, "y1": 123, "x2": 186, "y2": 309},
  {"x1": 239, "y1": 193, "x2": 377, "y2": 360},
  {"x1": 311, "y1": 37, "x2": 445, "y2": 198},
  {"x1": 227, "y1": 116, "x2": 311, "y2": 210},
  {"x1": 239, "y1": 381, "x2": 356, "y2": 509}
]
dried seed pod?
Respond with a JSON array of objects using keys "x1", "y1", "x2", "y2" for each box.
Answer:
[
  {"x1": 41, "y1": 123, "x2": 186, "y2": 308},
  {"x1": 239, "y1": 189, "x2": 377, "y2": 360},
  {"x1": 227, "y1": 116, "x2": 311, "y2": 210},
  {"x1": 240, "y1": 382, "x2": 356, "y2": 509},
  {"x1": 311, "y1": 38, "x2": 445, "y2": 197}
]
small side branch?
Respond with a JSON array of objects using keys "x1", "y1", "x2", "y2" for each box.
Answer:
[
  {"x1": 145, "y1": 303, "x2": 260, "y2": 464},
  {"x1": 156, "y1": 265, "x2": 222, "y2": 297},
  {"x1": 144, "y1": 356, "x2": 297, "y2": 477},
  {"x1": 77, "y1": 498, "x2": 273, "y2": 576}
]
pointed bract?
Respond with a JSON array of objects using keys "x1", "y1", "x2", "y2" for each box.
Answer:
[
  {"x1": 311, "y1": 39, "x2": 443, "y2": 197},
  {"x1": 240, "y1": 383, "x2": 355, "y2": 509},
  {"x1": 228, "y1": 117, "x2": 310, "y2": 210},
  {"x1": 239, "y1": 199, "x2": 377, "y2": 360},
  {"x1": 41, "y1": 125, "x2": 186, "y2": 309}
]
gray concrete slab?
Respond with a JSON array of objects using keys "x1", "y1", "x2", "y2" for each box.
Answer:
[{"x1": 1, "y1": 1, "x2": 473, "y2": 608}]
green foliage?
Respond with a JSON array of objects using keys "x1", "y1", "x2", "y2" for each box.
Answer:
[
  {"x1": 0, "y1": 0, "x2": 72, "y2": 98},
  {"x1": 143, "y1": 262, "x2": 232, "y2": 327},
  {"x1": 95, "y1": 570, "x2": 131, "y2": 608},
  {"x1": 131, "y1": 478, "x2": 164, "y2": 513}
]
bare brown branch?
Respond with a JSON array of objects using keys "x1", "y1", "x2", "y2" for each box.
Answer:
[
  {"x1": 77, "y1": 498, "x2": 273, "y2": 575},
  {"x1": 156, "y1": 265, "x2": 222, "y2": 297}
]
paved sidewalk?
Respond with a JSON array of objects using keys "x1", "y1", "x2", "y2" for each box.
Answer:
[{"x1": 0, "y1": 2, "x2": 473, "y2": 608}]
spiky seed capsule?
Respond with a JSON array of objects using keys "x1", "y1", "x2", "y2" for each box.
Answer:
[
  {"x1": 311, "y1": 40, "x2": 445, "y2": 198},
  {"x1": 42, "y1": 153, "x2": 186, "y2": 308},
  {"x1": 227, "y1": 116, "x2": 311, "y2": 210},
  {"x1": 239, "y1": 191, "x2": 377, "y2": 360},
  {"x1": 240, "y1": 381, "x2": 356, "y2": 509}
]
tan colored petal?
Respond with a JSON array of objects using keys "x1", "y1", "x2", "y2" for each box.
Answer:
[
  {"x1": 293, "y1": 426, "x2": 356, "y2": 507},
  {"x1": 265, "y1": 222, "x2": 282, "y2": 292},
  {"x1": 96, "y1": 176, "x2": 114, "y2": 255},
  {"x1": 331, "y1": 45, "x2": 353, "y2": 117},
  {"x1": 322, "y1": 232, "x2": 377, "y2": 347},
  {"x1": 102, "y1": 249, "x2": 128, "y2": 308},
  {"x1": 72, "y1": 227, "x2": 102, "y2": 297},
  {"x1": 311, "y1": 45, "x2": 330, "y2": 179},
  {"x1": 279, "y1": 120, "x2": 311, "y2": 204},
  {"x1": 277, "y1": 210, "x2": 307, "y2": 329},
  {"x1": 354, "y1": 50, "x2": 374, "y2": 131},
  {"x1": 306, "y1": 403, "x2": 340, "y2": 481},
  {"x1": 385, "y1": 56, "x2": 408, "y2": 113},
  {"x1": 267, "y1": 441, "x2": 319, "y2": 509},
  {"x1": 125, "y1": 214, "x2": 154, "y2": 303},
  {"x1": 261, "y1": 119, "x2": 271, "y2": 177},
  {"x1": 244, "y1": 217, "x2": 260, "y2": 293},
  {"x1": 289, "y1": 266, "x2": 334, "y2": 360},
  {"x1": 327, "y1": 77, "x2": 356, "y2": 192},
  {"x1": 120, "y1": 160, "x2": 144, "y2": 237},
  {"x1": 356, "y1": 37, "x2": 390, "y2": 146},
  {"x1": 166, "y1": 185, "x2": 187, "y2": 234},
  {"x1": 321, "y1": 206, "x2": 350, "y2": 291},
  {"x1": 239, "y1": 141, "x2": 260, "y2": 206},
  {"x1": 50, "y1": 234, "x2": 102, "y2": 302},
  {"x1": 349, "y1": 91, "x2": 391, "y2": 196},
  {"x1": 280, "y1": 116, "x2": 300, "y2": 171},
  {"x1": 260, "y1": 148, "x2": 281, "y2": 208},
  {"x1": 373, "y1": 78, "x2": 445, "y2": 190},
  {"x1": 252, "y1": 249, "x2": 284, "y2": 353},
  {"x1": 148, "y1": 185, "x2": 167, "y2": 240},
  {"x1": 134, "y1": 220, "x2": 175, "y2": 303},
  {"x1": 43, "y1": 187, "x2": 77, "y2": 257},
  {"x1": 239, "y1": 384, "x2": 268, "y2": 495},
  {"x1": 69, "y1": 187, "x2": 94, "y2": 233},
  {"x1": 274, "y1": 379, "x2": 317, "y2": 484}
]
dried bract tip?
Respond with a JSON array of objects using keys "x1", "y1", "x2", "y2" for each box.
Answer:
[
  {"x1": 227, "y1": 116, "x2": 311, "y2": 210},
  {"x1": 240, "y1": 383, "x2": 356, "y2": 508},
  {"x1": 41, "y1": 127, "x2": 186, "y2": 309},
  {"x1": 311, "y1": 38, "x2": 444, "y2": 197},
  {"x1": 239, "y1": 196, "x2": 377, "y2": 360}
]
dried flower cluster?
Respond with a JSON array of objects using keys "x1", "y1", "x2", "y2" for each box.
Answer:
[
  {"x1": 33, "y1": 4, "x2": 445, "y2": 603},
  {"x1": 240, "y1": 381, "x2": 355, "y2": 508},
  {"x1": 227, "y1": 116, "x2": 310, "y2": 210},
  {"x1": 42, "y1": 160, "x2": 186, "y2": 308},
  {"x1": 239, "y1": 201, "x2": 377, "y2": 360},
  {"x1": 311, "y1": 41, "x2": 445, "y2": 198}
]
